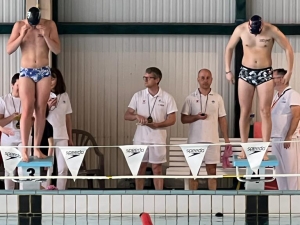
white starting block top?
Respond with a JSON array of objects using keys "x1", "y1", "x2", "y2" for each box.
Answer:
[
  {"x1": 232, "y1": 155, "x2": 279, "y2": 167},
  {"x1": 18, "y1": 156, "x2": 53, "y2": 167}
]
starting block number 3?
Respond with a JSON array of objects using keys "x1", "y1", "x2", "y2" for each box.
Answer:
[
  {"x1": 21, "y1": 166, "x2": 46, "y2": 183},
  {"x1": 27, "y1": 168, "x2": 35, "y2": 177}
]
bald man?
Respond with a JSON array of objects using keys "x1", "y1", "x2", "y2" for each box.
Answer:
[
  {"x1": 225, "y1": 15, "x2": 294, "y2": 160},
  {"x1": 181, "y1": 69, "x2": 230, "y2": 190}
]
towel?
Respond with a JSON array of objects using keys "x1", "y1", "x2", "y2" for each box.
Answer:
[{"x1": 222, "y1": 145, "x2": 233, "y2": 169}]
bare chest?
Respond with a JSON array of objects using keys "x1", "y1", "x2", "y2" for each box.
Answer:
[
  {"x1": 242, "y1": 34, "x2": 274, "y2": 48},
  {"x1": 21, "y1": 28, "x2": 46, "y2": 46}
]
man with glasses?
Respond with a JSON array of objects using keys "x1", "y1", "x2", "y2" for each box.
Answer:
[
  {"x1": 124, "y1": 67, "x2": 178, "y2": 190},
  {"x1": 181, "y1": 69, "x2": 230, "y2": 190},
  {"x1": 271, "y1": 68, "x2": 300, "y2": 190}
]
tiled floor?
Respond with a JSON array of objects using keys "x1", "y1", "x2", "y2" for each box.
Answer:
[{"x1": 1, "y1": 214, "x2": 300, "y2": 225}]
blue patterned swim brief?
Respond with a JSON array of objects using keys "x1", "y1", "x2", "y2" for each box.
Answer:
[{"x1": 20, "y1": 66, "x2": 51, "y2": 82}]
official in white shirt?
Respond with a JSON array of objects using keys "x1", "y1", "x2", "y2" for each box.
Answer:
[
  {"x1": 0, "y1": 73, "x2": 31, "y2": 190},
  {"x1": 47, "y1": 68, "x2": 73, "y2": 190},
  {"x1": 271, "y1": 68, "x2": 300, "y2": 190},
  {"x1": 124, "y1": 67, "x2": 178, "y2": 190},
  {"x1": 181, "y1": 69, "x2": 230, "y2": 190}
]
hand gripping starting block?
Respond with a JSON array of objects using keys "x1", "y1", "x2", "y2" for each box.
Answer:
[
  {"x1": 232, "y1": 155, "x2": 278, "y2": 190},
  {"x1": 14, "y1": 156, "x2": 53, "y2": 190}
]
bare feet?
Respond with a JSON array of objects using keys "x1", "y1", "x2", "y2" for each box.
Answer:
[
  {"x1": 263, "y1": 153, "x2": 269, "y2": 161},
  {"x1": 34, "y1": 149, "x2": 47, "y2": 159},
  {"x1": 21, "y1": 149, "x2": 29, "y2": 162},
  {"x1": 238, "y1": 150, "x2": 247, "y2": 159}
]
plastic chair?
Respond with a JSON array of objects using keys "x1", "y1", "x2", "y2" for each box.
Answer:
[{"x1": 71, "y1": 129, "x2": 105, "y2": 189}]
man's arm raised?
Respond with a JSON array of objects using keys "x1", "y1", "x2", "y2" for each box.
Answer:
[
  {"x1": 272, "y1": 26, "x2": 294, "y2": 84},
  {"x1": 48, "y1": 21, "x2": 61, "y2": 54},
  {"x1": 7, "y1": 22, "x2": 29, "y2": 55},
  {"x1": 45, "y1": 21, "x2": 61, "y2": 55},
  {"x1": 37, "y1": 21, "x2": 61, "y2": 55}
]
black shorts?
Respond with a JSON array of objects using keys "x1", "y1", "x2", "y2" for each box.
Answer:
[{"x1": 238, "y1": 65, "x2": 273, "y2": 86}]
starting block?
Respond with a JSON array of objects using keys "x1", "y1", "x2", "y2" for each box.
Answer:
[
  {"x1": 233, "y1": 155, "x2": 278, "y2": 190},
  {"x1": 14, "y1": 156, "x2": 53, "y2": 190}
]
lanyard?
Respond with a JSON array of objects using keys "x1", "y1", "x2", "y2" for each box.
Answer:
[
  {"x1": 148, "y1": 94, "x2": 158, "y2": 118},
  {"x1": 198, "y1": 89, "x2": 210, "y2": 114},
  {"x1": 11, "y1": 94, "x2": 21, "y2": 113},
  {"x1": 271, "y1": 88, "x2": 291, "y2": 109}
]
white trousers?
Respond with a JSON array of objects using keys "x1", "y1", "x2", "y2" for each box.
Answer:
[
  {"x1": 272, "y1": 138, "x2": 300, "y2": 190},
  {"x1": 41, "y1": 139, "x2": 69, "y2": 190},
  {"x1": 3, "y1": 141, "x2": 31, "y2": 190}
]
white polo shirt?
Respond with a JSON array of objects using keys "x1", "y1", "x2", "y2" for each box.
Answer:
[
  {"x1": 128, "y1": 88, "x2": 178, "y2": 144},
  {"x1": 271, "y1": 86, "x2": 300, "y2": 138},
  {"x1": 181, "y1": 89, "x2": 226, "y2": 144},
  {"x1": 47, "y1": 92, "x2": 72, "y2": 140},
  {"x1": 0, "y1": 93, "x2": 22, "y2": 144}
]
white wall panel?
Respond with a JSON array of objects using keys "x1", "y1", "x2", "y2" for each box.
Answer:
[
  {"x1": 0, "y1": 0, "x2": 25, "y2": 22},
  {"x1": 57, "y1": 35, "x2": 235, "y2": 188},
  {"x1": 247, "y1": 0, "x2": 300, "y2": 23},
  {"x1": 58, "y1": 0, "x2": 235, "y2": 23},
  {"x1": 0, "y1": 35, "x2": 22, "y2": 96}
]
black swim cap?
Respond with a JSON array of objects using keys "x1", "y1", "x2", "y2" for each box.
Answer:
[
  {"x1": 27, "y1": 7, "x2": 41, "y2": 26},
  {"x1": 249, "y1": 15, "x2": 262, "y2": 35}
]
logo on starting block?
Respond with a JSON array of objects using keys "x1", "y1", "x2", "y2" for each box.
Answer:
[
  {"x1": 119, "y1": 145, "x2": 148, "y2": 176},
  {"x1": 240, "y1": 142, "x2": 270, "y2": 174},
  {"x1": 180, "y1": 144, "x2": 209, "y2": 178},
  {"x1": 0, "y1": 147, "x2": 22, "y2": 175}
]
